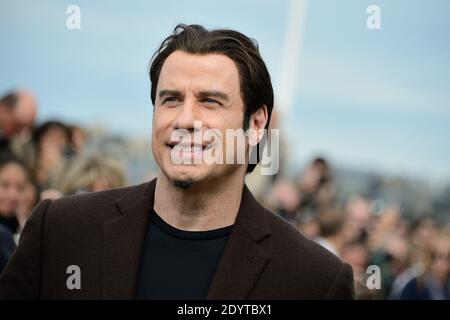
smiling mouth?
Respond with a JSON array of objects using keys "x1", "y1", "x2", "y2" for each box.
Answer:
[{"x1": 166, "y1": 142, "x2": 213, "y2": 153}]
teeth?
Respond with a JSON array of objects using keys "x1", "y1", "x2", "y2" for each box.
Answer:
[{"x1": 175, "y1": 145, "x2": 203, "y2": 153}]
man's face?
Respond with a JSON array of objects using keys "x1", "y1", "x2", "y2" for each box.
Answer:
[
  {"x1": 0, "y1": 104, "x2": 15, "y2": 136},
  {"x1": 13, "y1": 92, "x2": 37, "y2": 133},
  {"x1": 0, "y1": 163, "x2": 27, "y2": 216},
  {"x1": 151, "y1": 50, "x2": 247, "y2": 187},
  {"x1": 0, "y1": 92, "x2": 37, "y2": 137}
]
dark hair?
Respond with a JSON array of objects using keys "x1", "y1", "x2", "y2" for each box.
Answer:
[
  {"x1": 318, "y1": 205, "x2": 344, "y2": 237},
  {"x1": 0, "y1": 155, "x2": 30, "y2": 179},
  {"x1": 32, "y1": 120, "x2": 72, "y2": 149},
  {"x1": 0, "y1": 155, "x2": 39, "y2": 211},
  {"x1": 0, "y1": 92, "x2": 19, "y2": 110},
  {"x1": 312, "y1": 157, "x2": 332, "y2": 184},
  {"x1": 149, "y1": 24, "x2": 274, "y2": 173}
]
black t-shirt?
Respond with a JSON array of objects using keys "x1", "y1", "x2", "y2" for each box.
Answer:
[{"x1": 135, "y1": 209, "x2": 233, "y2": 300}]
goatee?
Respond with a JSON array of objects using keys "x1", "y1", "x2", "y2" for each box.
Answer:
[{"x1": 173, "y1": 179, "x2": 194, "y2": 189}]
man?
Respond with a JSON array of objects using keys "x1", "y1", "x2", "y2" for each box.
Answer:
[
  {"x1": 0, "y1": 90, "x2": 37, "y2": 157},
  {"x1": 314, "y1": 205, "x2": 346, "y2": 258},
  {"x1": 0, "y1": 24, "x2": 354, "y2": 299}
]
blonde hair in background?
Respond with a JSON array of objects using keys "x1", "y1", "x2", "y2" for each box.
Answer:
[{"x1": 56, "y1": 154, "x2": 126, "y2": 195}]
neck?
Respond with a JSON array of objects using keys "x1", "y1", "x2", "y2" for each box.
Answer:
[
  {"x1": 154, "y1": 169, "x2": 245, "y2": 231},
  {"x1": 325, "y1": 234, "x2": 344, "y2": 253}
]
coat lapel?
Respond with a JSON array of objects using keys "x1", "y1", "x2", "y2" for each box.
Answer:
[
  {"x1": 207, "y1": 185, "x2": 272, "y2": 300},
  {"x1": 102, "y1": 179, "x2": 156, "y2": 299},
  {"x1": 101, "y1": 179, "x2": 271, "y2": 300}
]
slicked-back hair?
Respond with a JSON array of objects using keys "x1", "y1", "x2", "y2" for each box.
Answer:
[{"x1": 149, "y1": 24, "x2": 274, "y2": 173}]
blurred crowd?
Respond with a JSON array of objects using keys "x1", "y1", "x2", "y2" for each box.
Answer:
[
  {"x1": 254, "y1": 157, "x2": 450, "y2": 299},
  {"x1": 0, "y1": 89, "x2": 449, "y2": 300},
  {"x1": 0, "y1": 89, "x2": 126, "y2": 272}
]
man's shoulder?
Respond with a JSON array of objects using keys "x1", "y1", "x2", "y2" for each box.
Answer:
[
  {"x1": 262, "y1": 208, "x2": 346, "y2": 273},
  {"x1": 44, "y1": 182, "x2": 149, "y2": 224},
  {"x1": 51, "y1": 183, "x2": 143, "y2": 205},
  {"x1": 256, "y1": 208, "x2": 354, "y2": 298}
]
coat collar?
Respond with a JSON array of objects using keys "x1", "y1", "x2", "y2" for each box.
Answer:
[
  {"x1": 102, "y1": 178, "x2": 272, "y2": 299},
  {"x1": 102, "y1": 180, "x2": 155, "y2": 299},
  {"x1": 207, "y1": 184, "x2": 272, "y2": 299}
]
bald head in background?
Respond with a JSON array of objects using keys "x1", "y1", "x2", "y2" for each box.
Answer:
[
  {"x1": 13, "y1": 90, "x2": 37, "y2": 135},
  {"x1": 0, "y1": 90, "x2": 37, "y2": 137}
]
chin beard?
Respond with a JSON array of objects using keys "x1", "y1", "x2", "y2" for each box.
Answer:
[{"x1": 173, "y1": 179, "x2": 194, "y2": 189}]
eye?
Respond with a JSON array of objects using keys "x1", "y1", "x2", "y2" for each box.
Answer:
[
  {"x1": 162, "y1": 96, "x2": 180, "y2": 105},
  {"x1": 201, "y1": 98, "x2": 222, "y2": 106}
]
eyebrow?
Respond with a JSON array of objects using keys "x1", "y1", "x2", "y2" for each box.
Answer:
[
  {"x1": 158, "y1": 89, "x2": 230, "y2": 102},
  {"x1": 158, "y1": 89, "x2": 183, "y2": 100},
  {"x1": 196, "y1": 90, "x2": 229, "y2": 102}
]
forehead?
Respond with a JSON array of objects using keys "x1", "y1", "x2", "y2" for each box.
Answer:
[
  {"x1": 0, "y1": 162, "x2": 26, "y2": 177},
  {"x1": 157, "y1": 50, "x2": 240, "y2": 93}
]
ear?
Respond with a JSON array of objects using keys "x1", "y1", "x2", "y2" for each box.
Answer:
[{"x1": 248, "y1": 105, "x2": 268, "y2": 146}]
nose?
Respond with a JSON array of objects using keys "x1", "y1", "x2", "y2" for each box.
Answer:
[{"x1": 173, "y1": 99, "x2": 198, "y2": 132}]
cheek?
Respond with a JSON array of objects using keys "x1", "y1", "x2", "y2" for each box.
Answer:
[
  {"x1": 152, "y1": 113, "x2": 166, "y2": 143},
  {"x1": 151, "y1": 119, "x2": 171, "y2": 164},
  {"x1": 215, "y1": 108, "x2": 244, "y2": 129},
  {"x1": 151, "y1": 130, "x2": 162, "y2": 162},
  {"x1": 206, "y1": 112, "x2": 244, "y2": 150},
  {"x1": 153, "y1": 107, "x2": 176, "y2": 131},
  {"x1": 0, "y1": 191, "x2": 6, "y2": 204}
]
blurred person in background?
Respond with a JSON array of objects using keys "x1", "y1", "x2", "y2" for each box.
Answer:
[
  {"x1": 371, "y1": 233, "x2": 411, "y2": 299},
  {"x1": 56, "y1": 154, "x2": 126, "y2": 195},
  {"x1": 314, "y1": 205, "x2": 346, "y2": 258},
  {"x1": 265, "y1": 178, "x2": 300, "y2": 222},
  {"x1": 31, "y1": 120, "x2": 73, "y2": 189},
  {"x1": 0, "y1": 156, "x2": 29, "y2": 235},
  {"x1": 399, "y1": 230, "x2": 450, "y2": 300},
  {"x1": 369, "y1": 205, "x2": 404, "y2": 249},
  {"x1": 295, "y1": 157, "x2": 335, "y2": 215},
  {"x1": 294, "y1": 213, "x2": 320, "y2": 239},
  {"x1": 409, "y1": 216, "x2": 436, "y2": 261},
  {"x1": 342, "y1": 196, "x2": 373, "y2": 244},
  {"x1": 389, "y1": 216, "x2": 438, "y2": 299},
  {"x1": 369, "y1": 206, "x2": 411, "y2": 298},
  {"x1": 0, "y1": 93, "x2": 19, "y2": 155},
  {"x1": 342, "y1": 241, "x2": 375, "y2": 299},
  {"x1": 11, "y1": 90, "x2": 37, "y2": 137},
  {"x1": 69, "y1": 125, "x2": 88, "y2": 154},
  {"x1": 0, "y1": 90, "x2": 37, "y2": 158},
  {"x1": 0, "y1": 93, "x2": 16, "y2": 127},
  {"x1": 15, "y1": 179, "x2": 40, "y2": 233}
]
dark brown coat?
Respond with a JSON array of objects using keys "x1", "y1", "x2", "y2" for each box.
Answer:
[{"x1": 0, "y1": 179, "x2": 354, "y2": 299}]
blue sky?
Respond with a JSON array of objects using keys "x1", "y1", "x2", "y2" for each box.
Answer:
[{"x1": 0, "y1": 0, "x2": 449, "y2": 183}]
